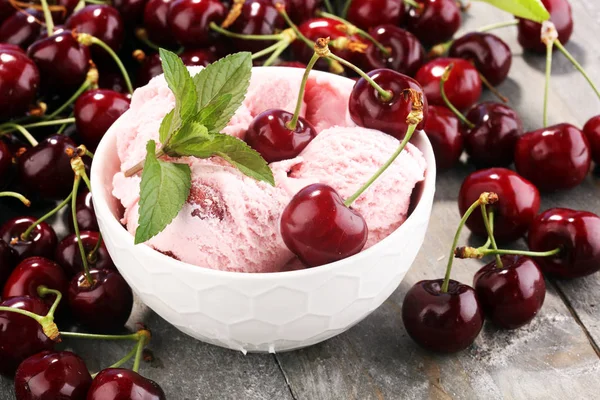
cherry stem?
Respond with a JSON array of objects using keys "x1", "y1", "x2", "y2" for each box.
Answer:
[
  {"x1": 0, "y1": 191, "x2": 31, "y2": 206},
  {"x1": 88, "y1": 232, "x2": 103, "y2": 264},
  {"x1": 0, "y1": 123, "x2": 38, "y2": 146},
  {"x1": 477, "y1": 19, "x2": 519, "y2": 33},
  {"x1": 477, "y1": 247, "x2": 561, "y2": 258},
  {"x1": 478, "y1": 72, "x2": 508, "y2": 103},
  {"x1": 262, "y1": 40, "x2": 290, "y2": 66},
  {"x1": 57, "y1": 113, "x2": 74, "y2": 134},
  {"x1": 251, "y1": 40, "x2": 286, "y2": 60},
  {"x1": 323, "y1": 0, "x2": 333, "y2": 14},
  {"x1": 91, "y1": 345, "x2": 138, "y2": 378},
  {"x1": 0, "y1": 286, "x2": 61, "y2": 340},
  {"x1": 22, "y1": 118, "x2": 76, "y2": 130},
  {"x1": 287, "y1": 51, "x2": 320, "y2": 130},
  {"x1": 39, "y1": 0, "x2": 54, "y2": 37},
  {"x1": 46, "y1": 80, "x2": 92, "y2": 119},
  {"x1": 134, "y1": 28, "x2": 163, "y2": 52},
  {"x1": 72, "y1": 174, "x2": 93, "y2": 285},
  {"x1": 543, "y1": 40, "x2": 553, "y2": 127},
  {"x1": 480, "y1": 204, "x2": 502, "y2": 268},
  {"x1": 21, "y1": 192, "x2": 73, "y2": 240},
  {"x1": 403, "y1": 0, "x2": 420, "y2": 8},
  {"x1": 341, "y1": 0, "x2": 351, "y2": 18},
  {"x1": 554, "y1": 40, "x2": 600, "y2": 102},
  {"x1": 132, "y1": 334, "x2": 146, "y2": 373},
  {"x1": 327, "y1": 52, "x2": 393, "y2": 101},
  {"x1": 59, "y1": 331, "x2": 145, "y2": 341},
  {"x1": 209, "y1": 21, "x2": 283, "y2": 41},
  {"x1": 480, "y1": 210, "x2": 494, "y2": 250},
  {"x1": 80, "y1": 34, "x2": 133, "y2": 94},
  {"x1": 124, "y1": 148, "x2": 165, "y2": 177},
  {"x1": 440, "y1": 64, "x2": 475, "y2": 129}
]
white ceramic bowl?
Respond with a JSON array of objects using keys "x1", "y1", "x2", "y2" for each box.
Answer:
[{"x1": 91, "y1": 69, "x2": 436, "y2": 353}]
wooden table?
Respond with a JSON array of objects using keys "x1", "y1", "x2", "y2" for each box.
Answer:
[{"x1": 2, "y1": 2, "x2": 600, "y2": 399}]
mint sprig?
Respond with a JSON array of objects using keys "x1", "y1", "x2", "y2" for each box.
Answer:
[
  {"x1": 475, "y1": 0, "x2": 550, "y2": 23},
  {"x1": 133, "y1": 49, "x2": 275, "y2": 244}
]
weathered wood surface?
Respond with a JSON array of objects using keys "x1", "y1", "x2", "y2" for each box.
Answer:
[{"x1": 1, "y1": 1, "x2": 600, "y2": 399}]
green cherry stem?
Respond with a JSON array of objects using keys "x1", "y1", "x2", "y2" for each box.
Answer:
[
  {"x1": 554, "y1": 39, "x2": 600, "y2": 101},
  {"x1": 340, "y1": 0, "x2": 351, "y2": 18},
  {"x1": 287, "y1": 49, "x2": 321, "y2": 130},
  {"x1": 0, "y1": 191, "x2": 31, "y2": 206},
  {"x1": 209, "y1": 21, "x2": 284, "y2": 41},
  {"x1": 262, "y1": 40, "x2": 289, "y2": 66},
  {"x1": 39, "y1": 0, "x2": 55, "y2": 37},
  {"x1": 71, "y1": 158, "x2": 93, "y2": 285},
  {"x1": 326, "y1": 52, "x2": 393, "y2": 101},
  {"x1": 0, "y1": 123, "x2": 38, "y2": 146},
  {"x1": 543, "y1": 40, "x2": 553, "y2": 127},
  {"x1": 21, "y1": 193, "x2": 73, "y2": 240},
  {"x1": 440, "y1": 64, "x2": 475, "y2": 129},
  {"x1": 478, "y1": 72, "x2": 508, "y2": 103},
  {"x1": 57, "y1": 113, "x2": 74, "y2": 134},
  {"x1": 480, "y1": 204, "x2": 502, "y2": 268},
  {"x1": 477, "y1": 248, "x2": 561, "y2": 258},
  {"x1": 88, "y1": 232, "x2": 103, "y2": 264},
  {"x1": 91, "y1": 346, "x2": 138, "y2": 378},
  {"x1": 134, "y1": 28, "x2": 163, "y2": 51},
  {"x1": 323, "y1": 0, "x2": 334, "y2": 14},
  {"x1": 59, "y1": 331, "x2": 144, "y2": 341},
  {"x1": 477, "y1": 19, "x2": 519, "y2": 33},
  {"x1": 132, "y1": 334, "x2": 146, "y2": 373},
  {"x1": 251, "y1": 40, "x2": 285, "y2": 60},
  {"x1": 46, "y1": 66, "x2": 98, "y2": 119},
  {"x1": 404, "y1": 0, "x2": 420, "y2": 8},
  {"x1": 22, "y1": 118, "x2": 77, "y2": 130}
]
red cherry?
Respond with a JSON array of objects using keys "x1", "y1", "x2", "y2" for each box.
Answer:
[
  {"x1": 583, "y1": 115, "x2": 600, "y2": 164},
  {"x1": 0, "y1": 217, "x2": 57, "y2": 260},
  {"x1": 15, "y1": 351, "x2": 92, "y2": 399},
  {"x1": 287, "y1": 0, "x2": 322, "y2": 24},
  {"x1": 448, "y1": 32, "x2": 512, "y2": 86},
  {"x1": 88, "y1": 369, "x2": 166, "y2": 400},
  {"x1": 27, "y1": 30, "x2": 90, "y2": 95},
  {"x1": 406, "y1": 0, "x2": 461, "y2": 46},
  {"x1": 517, "y1": 0, "x2": 572, "y2": 53},
  {"x1": 179, "y1": 48, "x2": 217, "y2": 67},
  {"x1": 245, "y1": 109, "x2": 317, "y2": 162},
  {"x1": 0, "y1": 238, "x2": 18, "y2": 289},
  {"x1": 459, "y1": 168, "x2": 541, "y2": 242},
  {"x1": 68, "y1": 268, "x2": 133, "y2": 332},
  {"x1": 528, "y1": 208, "x2": 600, "y2": 279},
  {"x1": 55, "y1": 231, "x2": 115, "y2": 277},
  {"x1": 0, "y1": 48, "x2": 39, "y2": 118},
  {"x1": 0, "y1": 43, "x2": 24, "y2": 53},
  {"x1": 68, "y1": 189, "x2": 99, "y2": 233},
  {"x1": 98, "y1": 70, "x2": 128, "y2": 93},
  {"x1": 402, "y1": 279, "x2": 484, "y2": 353},
  {"x1": 474, "y1": 255, "x2": 546, "y2": 329},
  {"x1": 167, "y1": 0, "x2": 226, "y2": 48},
  {"x1": 423, "y1": 105, "x2": 463, "y2": 170},
  {"x1": 415, "y1": 58, "x2": 482, "y2": 111},
  {"x1": 347, "y1": 0, "x2": 404, "y2": 30},
  {"x1": 0, "y1": 296, "x2": 53, "y2": 376},
  {"x1": 0, "y1": 9, "x2": 43, "y2": 49},
  {"x1": 280, "y1": 183, "x2": 368, "y2": 267},
  {"x1": 229, "y1": 0, "x2": 286, "y2": 53},
  {"x1": 363, "y1": 25, "x2": 425, "y2": 77},
  {"x1": 143, "y1": 0, "x2": 178, "y2": 47},
  {"x1": 113, "y1": 0, "x2": 147, "y2": 24},
  {"x1": 0, "y1": 0, "x2": 15, "y2": 23},
  {"x1": 2, "y1": 257, "x2": 69, "y2": 309},
  {"x1": 514, "y1": 123, "x2": 591, "y2": 192},
  {"x1": 463, "y1": 102, "x2": 524, "y2": 167},
  {"x1": 349, "y1": 68, "x2": 428, "y2": 139},
  {"x1": 136, "y1": 49, "x2": 216, "y2": 87}
]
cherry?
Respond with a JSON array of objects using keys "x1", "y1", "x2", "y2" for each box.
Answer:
[
  {"x1": 402, "y1": 279, "x2": 483, "y2": 353},
  {"x1": 98, "y1": 71, "x2": 128, "y2": 93},
  {"x1": 347, "y1": 0, "x2": 404, "y2": 30},
  {"x1": 474, "y1": 255, "x2": 545, "y2": 329},
  {"x1": 167, "y1": 0, "x2": 226, "y2": 48},
  {"x1": 448, "y1": 32, "x2": 512, "y2": 86},
  {"x1": 415, "y1": 58, "x2": 482, "y2": 111},
  {"x1": 88, "y1": 369, "x2": 166, "y2": 400},
  {"x1": 113, "y1": 0, "x2": 147, "y2": 25},
  {"x1": 423, "y1": 105, "x2": 463, "y2": 171},
  {"x1": 68, "y1": 268, "x2": 133, "y2": 332},
  {"x1": 0, "y1": 48, "x2": 39, "y2": 119},
  {"x1": 583, "y1": 115, "x2": 600, "y2": 164},
  {"x1": 0, "y1": 140, "x2": 14, "y2": 188},
  {"x1": 0, "y1": 296, "x2": 53, "y2": 376},
  {"x1": 69, "y1": 189, "x2": 99, "y2": 232},
  {"x1": 143, "y1": 0, "x2": 178, "y2": 48},
  {"x1": 406, "y1": 0, "x2": 461, "y2": 46},
  {"x1": 15, "y1": 351, "x2": 92, "y2": 399},
  {"x1": 0, "y1": 0, "x2": 14, "y2": 23},
  {"x1": 27, "y1": 30, "x2": 90, "y2": 95},
  {"x1": 0, "y1": 239, "x2": 17, "y2": 289},
  {"x1": 280, "y1": 183, "x2": 367, "y2": 267},
  {"x1": 287, "y1": 0, "x2": 321, "y2": 24},
  {"x1": 2, "y1": 257, "x2": 69, "y2": 309},
  {"x1": 136, "y1": 49, "x2": 216, "y2": 87},
  {"x1": 0, "y1": 217, "x2": 57, "y2": 260},
  {"x1": 528, "y1": 208, "x2": 600, "y2": 279},
  {"x1": 55, "y1": 231, "x2": 115, "y2": 277},
  {"x1": 245, "y1": 109, "x2": 317, "y2": 162},
  {"x1": 74, "y1": 89, "x2": 130, "y2": 150},
  {"x1": 514, "y1": 123, "x2": 591, "y2": 192},
  {"x1": 517, "y1": 0, "x2": 573, "y2": 53},
  {"x1": 349, "y1": 68, "x2": 427, "y2": 139},
  {"x1": 0, "y1": 9, "x2": 43, "y2": 49},
  {"x1": 229, "y1": 0, "x2": 286, "y2": 53},
  {"x1": 363, "y1": 25, "x2": 424, "y2": 77},
  {"x1": 180, "y1": 48, "x2": 217, "y2": 67},
  {"x1": 459, "y1": 168, "x2": 540, "y2": 242},
  {"x1": 0, "y1": 43, "x2": 24, "y2": 53},
  {"x1": 463, "y1": 102, "x2": 524, "y2": 167},
  {"x1": 16, "y1": 135, "x2": 78, "y2": 200}
]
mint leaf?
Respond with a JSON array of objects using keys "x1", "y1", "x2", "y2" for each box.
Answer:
[
  {"x1": 196, "y1": 93, "x2": 232, "y2": 132},
  {"x1": 165, "y1": 122, "x2": 212, "y2": 155},
  {"x1": 159, "y1": 49, "x2": 197, "y2": 144},
  {"x1": 135, "y1": 140, "x2": 191, "y2": 244},
  {"x1": 475, "y1": 0, "x2": 549, "y2": 22},
  {"x1": 158, "y1": 109, "x2": 178, "y2": 146},
  {"x1": 192, "y1": 52, "x2": 252, "y2": 133},
  {"x1": 174, "y1": 134, "x2": 275, "y2": 186}
]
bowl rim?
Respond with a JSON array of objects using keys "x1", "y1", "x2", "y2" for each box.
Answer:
[{"x1": 90, "y1": 67, "x2": 437, "y2": 281}]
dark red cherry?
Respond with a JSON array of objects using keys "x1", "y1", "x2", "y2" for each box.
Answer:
[
  {"x1": 113, "y1": 0, "x2": 147, "y2": 24},
  {"x1": 0, "y1": 9, "x2": 43, "y2": 49},
  {"x1": 0, "y1": 43, "x2": 24, "y2": 53},
  {"x1": 0, "y1": 140, "x2": 14, "y2": 188},
  {"x1": 515, "y1": 123, "x2": 591, "y2": 192},
  {"x1": 280, "y1": 183, "x2": 368, "y2": 267},
  {"x1": 459, "y1": 168, "x2": 541, "y2": 242},
  {"x1": 287, "y1": 0, "x2": 321, "y2": 24},
  {"x1": 474, "y1": 255, "x2": 545, "y2": 329},
  {"x1": 347, "y1": 0, "x2": 404, "y2": 30},
  {"x1": 245, "y1": 109, "x2": 317, "y2": 162},
  {"x1": 69, "y1": 189, "x2": 99, "y2": 232},
  {"x1": 448, "y1": 32, "x2": 512, "y2": 86},
  {"x1": 229, "y1": 0, "x2": 286, "y2": 53},
  {"x1": 15, "y1": 351, "x2": 92, "y2": 399},
  {"x1": 363, "y1": 25, "x2": 424, "y2": 77},
  {"x1": 98, "y1": 71, "x2": 128, "y2": 93},
  {"x1": 406, "y1": 0, "x2": 461, "y2": 46},
  {"x1": 17, "y1": 134, "x2": 78, "y2": 199},
  {"x1": 143, "y1": 0, "x2": 178, "y2": 48},
  {"x1": 0, "y1": 296, "x2": 53, "y2": 376},
  {"x1": 528, "y1": 208, "x2": 600, "y2": 279},
  {"x1": 136, "y1": 49, "x2": 216, "y2": 87},
  {"x1": 349, "y1": 68, "x2": 428, "y2": 139},
  {"x1": 463, "y1": 102, "x2": 524, "y2": 167},
  {"x1": 0, "y1": 0, "x2": 15, "y2": 23},
  {"x1": 0, "y1": 217, "x2": 57, "y2": 260},
  {"x1": 74, "y1": 89, "x2": 130, "y2": 150},
  {"x1": 167, "y1": 0, "x2": 226, "y2": 48},
  {"x1": 180, "y1": 48, "x2": 217, "y2": 67},
  {"x1": 402, "y1": 279, "x2": 483, "y2": 353},
  {"x1": 55, "y1": 231, "x2": 115, "y2": 277},
  {"x1": 415, "y1": 58, "x2": 482, "y2": 111},
  {"x1": 0, "y1": 48, "x2": 39, "y2": 118},
  {"x1": 583, "y1": 115, "x2": 600, "y2": 164},
  {"x1": 423, "y1": 105, "x2": 463, "y2": 170},
  {"x1": 3, "y1": 257, "x2": 69, "y2": 308},
  {"x1": 136, "y1": 52, "x2": 164, "y2": 87},
  {"x1": 0, "y1": 239, "x2": 18, "y2": 289},
  {"x1": 517, "y1": 0, "x2": 573, "y2": 53},
  {"x1": 88, "y1": 369, "x2": 166, "y2": 400},
  {"x1": 27, "y1": 30, "x2": 90, "y2": 94}
]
